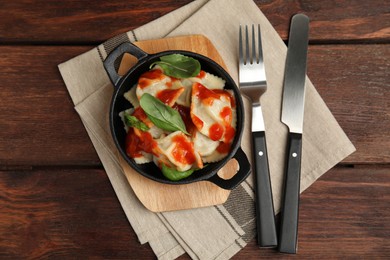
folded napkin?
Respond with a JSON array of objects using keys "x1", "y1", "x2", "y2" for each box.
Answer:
[{"x1": 59, "y1": 0, "x2": 355, "y2": 259}]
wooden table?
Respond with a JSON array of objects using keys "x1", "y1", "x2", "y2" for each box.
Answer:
[{"x1": 1, "y1": 0, "x2": 389, "y2": 258}]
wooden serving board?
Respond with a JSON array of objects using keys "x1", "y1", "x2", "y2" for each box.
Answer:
[{"x1": 117, "y1": 35, "x2": 239, "y2": 212}]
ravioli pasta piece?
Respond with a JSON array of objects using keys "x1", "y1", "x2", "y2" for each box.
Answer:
[
  {"x1": 148, "y1": 125, "x2": 164, "y2": 139},
  {"x1": 136, "y1": 68, "x2": 186, "y2": 107},
  {"x1": 135, "y1": 68, "x2": 171, "y2": 99},
  {"x1": 155, "y1": 131, "x2": 203, "y2": 172},
  {"x1": 124, "y1": 86, "x2": 139, "y2": 108},
  {"x1": 190, "y1": 82, "x2": 235, "y2": 142},
  {"x1": 175, "y1": 78, "x2": 193, "y2": 107},
  {"x1": 155, "y1": 87, "x2": 185, "y2": 107},
  {"x1": 119, "y1": 108, "x2": 134, "y2": 132},
  {"x1": 134, "y1": 151, "x2": 153, "y2": 164},
  {"x1": 193, "y1": 131, "x2": 219, "y2": 156},
  {"x1": 202, "y1": 149, "x2": 227, "y2": 163},
  {"x1": 226, "y1": 90, "x2": 237, "y2": 129},
  {"x1": 189, "y1": 71, "x2": 226, "y2": 90}
]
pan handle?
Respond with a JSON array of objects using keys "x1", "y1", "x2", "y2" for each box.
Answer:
[
  {"x1": 207, "y1": 147, "x2": 251, "y2": 190},
  {"x1": 103, "y1": 42, "x2": 148, "y2": 86}
]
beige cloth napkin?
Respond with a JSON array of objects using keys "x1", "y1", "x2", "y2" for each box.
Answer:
[{"x1": 58, "y1": 0, "x2": 355, "y2": 259}]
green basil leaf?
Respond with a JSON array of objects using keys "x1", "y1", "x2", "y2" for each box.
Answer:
[
  {"x1": 124, "y1": 114, "x2": 150, "y2": 131},
  {"x1": 161, "y1": 164, "x2": 194, "y2": 181},
  {"x1": 140, "y1": 93, "x2": 189, "y2": 135},
  {"x1": 150, "y1": 54, "x2": 201, "y2": 78}
]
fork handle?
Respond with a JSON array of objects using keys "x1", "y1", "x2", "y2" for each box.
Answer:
[{"x1": 252, "y1": 131, "x2": 278, "y2": 247}]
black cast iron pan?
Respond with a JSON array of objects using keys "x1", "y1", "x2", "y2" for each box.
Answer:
[{"x1": 104, "y1": 42, "x2": 250, "y2": 190}]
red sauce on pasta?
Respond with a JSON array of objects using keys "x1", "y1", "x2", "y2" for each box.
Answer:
[
  {"x1": 220, "y1": 106, "x2": 232, "y2": 124},
  {"x1": 126, "y1": 128, "x2": 157, "y2": 158},
  {"x1": 196, "y1": 70, "x2": 206, "y2": 79},
  {"x1": 216, "y1": 142, "x2": 231, "y2": 154},
  {"x1": 223, "y1": 125, "x2": 235, "y2": 144},
  {"x1": 171, "y1": 135, "x2": 196, "y2": 165},
  {"x1": 174, "y1": 104, "x2": 197, "y2": 135},
  {"x1": 138, "y1": 69, "x2": 167, "y2": 89},
  {"x1": 191, "y1": 114, "x2": 204, "y2": 130},
  {"x1": 193, "y1": 82, "x2": 220, "y2": 106},
  {"x1": 132, "y1": 107, "x2": 148, "y2": 123},
  {"x1": 209, "y1": 123, "x2": 224, "y2": 141},
  {"x1": 157, "y1": 88, "x2": 184, "y2": 105}
]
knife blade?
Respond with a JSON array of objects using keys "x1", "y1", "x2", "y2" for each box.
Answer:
[{"x1": 278, "y1": 13, "x2": 310, "y2": 254}]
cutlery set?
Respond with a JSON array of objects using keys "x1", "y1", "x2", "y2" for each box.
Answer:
[{"x1": 238, "y1": 14, "x2": 310, "y2": 254}]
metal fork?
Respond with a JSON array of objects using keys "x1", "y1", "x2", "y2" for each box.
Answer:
[{"x1": 239, "y1": 25, "x2": 277, "y2": 248}]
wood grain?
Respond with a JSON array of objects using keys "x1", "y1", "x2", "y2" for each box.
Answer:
[
  {"x1": 0, "y1": 169, "x2": 155, "y2": 259},
  {"x1": 0, "y1": 46, "x2": 100, "y2": 167},
  {"x1": 0, "y1": 0, "x2": 193, "y2": 44},
  {"x1": 0, "y1": 167, "x2": 388, "y2": 258},
  {"x1": 308, "y1": 44, "x2": 390, "y2": 164},
  {"x1": 0, "y1": 0, "x2": 389, "y2": 43},
  {"x1": 0, "y1": 44, "x2": 388, "y2": 166}
]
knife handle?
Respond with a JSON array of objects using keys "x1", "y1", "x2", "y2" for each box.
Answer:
[
  {"x1": 252, "y1": 131, "x2": 278, "y2": 247},
  {"x1": 278, "y1": 133, "x2": 302, "y2": 254}
]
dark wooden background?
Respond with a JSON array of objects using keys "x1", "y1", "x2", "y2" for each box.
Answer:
[{"x1": 1, "y1": 0, "x2": 389, "y2": 258}]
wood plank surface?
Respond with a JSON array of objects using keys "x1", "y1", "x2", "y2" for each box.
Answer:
[
  {"x1": 0, "y1": 0, "x2": 389, "y2": 43},
  {"x1": 0, "y1": 168, "x2": 155, "y2": 259},
  {"x1": 0, "y1": 167, "x2": 388, "y2": 258},
  {"x1": 0, "y1": 46, "x2": 99, "y2": 167},
  {"x1": 308, "y1": 44, "x2": 390, "y2": 164},
  {"x1": 0, "y1": 44, "x2": 388, "y2": 166}
]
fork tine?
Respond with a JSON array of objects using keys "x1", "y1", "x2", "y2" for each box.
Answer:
[
  {"x1": 239, "y1": 25, "x2": 244, "y2": 64},
  {"x1": 245, "y1": 25, "x2": 250, "y2": 64},
  {"x1": 252, "y1": 25, "x2": 257, "y2": 64},
  {"x1": 258, "y1": 24, "x2": 263, "y2": 64}
]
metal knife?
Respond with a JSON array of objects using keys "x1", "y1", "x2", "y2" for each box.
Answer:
[{"x1": 278, "y1": 13, "x2": 310, "y2": 254}]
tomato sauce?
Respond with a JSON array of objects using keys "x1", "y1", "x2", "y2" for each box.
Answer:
[
  {"x1": 157, "y1": 88, "x2": 184, "y2": 106},
  {"x1": 125, "y1": 128, "x2": 157, "y2": 158},
  {"x1": 196, "y1": 70, "x2": 206, "y2": 79},
  {"x1": 174, "y1": 104, "x2": 197, "y2": 135},
  {"x1": 209, "y1": 123, "x2": 224, "y2": 141},
  {"x1": 216, "y1": 142, "x2": 231, "y2": 154},
  {"x1": 132, "y1": 107, "x2": 148, "y2": 123},
  {"x1": 191, "y1": 114, "x2": 204, "y2": 130},
  {"x1": 223, "y1": 125, "x2": 235, "y2": 144},
  {"x1": 138, "y1": 69, "x2": 166, "y2": 89},
  {"x1": 193, "y1": 82, "x2": 220, "y2": 106},
  {"x1": 213, "y1": 89, "x2": 235, "y2": 108},
  {"x1": 171, "y1": 134, "x2": 196, "y2": 165},
  {"x1": 220, "y1": 106, "x2": 232, "y2": 124}
]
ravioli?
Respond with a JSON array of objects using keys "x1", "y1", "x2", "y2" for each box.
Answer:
[
  {"x1": 189, "y1": 70, "x2": 226, "y2": 90},
  {"x1": 135, "y1": 68, "x2": 185, "y2": 107},
  {"x1": 190, "y1": 82, "x2": 236, "y2": 143},
  {"x1": 193, "y1": 131, "x2": 219, "y2": 157},
  {"x1": 154, "y1": 131, "x2": 203, "y2": 172}
]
